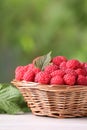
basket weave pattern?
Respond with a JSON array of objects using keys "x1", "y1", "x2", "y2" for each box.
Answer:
[{"x1": 12, "y1": 80, "x2": 87, "y2": 118}]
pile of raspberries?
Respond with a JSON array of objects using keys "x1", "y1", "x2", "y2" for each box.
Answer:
[{"x1": 15, "y1": 56, "x2": 87, "y2": 86}]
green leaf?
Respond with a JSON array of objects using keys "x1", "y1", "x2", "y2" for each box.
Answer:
[
  {"x1": 33, "y1": 51, "x2": 52, "y2": 70},
  {"x1": 0, "y1": 84, "x2": 30, "y2": 114}
]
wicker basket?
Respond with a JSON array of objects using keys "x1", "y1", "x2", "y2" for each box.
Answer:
[{"x1": 12, "y1": 80, "x2": 87, "y2": 118}]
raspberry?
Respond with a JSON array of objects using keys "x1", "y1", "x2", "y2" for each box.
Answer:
[
  {"x1": 15, "y1": 71, "x2": 24, "y2": 81},
  {"x1": 59, "y1": 61, "x2": 66, "y2": 70},
  {"x1": 51, "y1": 70, "x2": 65, "y2": 77},
  {"x1": 52, "y1": 56, "x2": 67, "y2": 66},
  {"x1": 80, "y1": 62, "x2": 85, "y2": 68},
  {"x1": 63, "y1": 74, "x2": 76, "y2": 85},
  {"x1": 33, "y1": 67, "x2": 41, "y2": 75},
  {"x1": 50, "y1": 76, "x2": 64, "y2": 85},
  {"x1": 27, "y1": 64, "x2": 41, "y2": 75},
  {"x1": 23, "y1": 70, "x2": 35, "y2": 82},
  {"x1": 84, "y1": 63, "x2": 87, "y2": 68},
  {"x1": 84, "y1": 63, "x2": 87, "y2": 73},
  {"x1": 66, "y1": 59, "x2": 81, "y2": 69},
  {"x1": 77, "y1": 75, "x2": 87, "y2": 85},
  {"x1": 15, "y1": 66, "x2": 24, "y2": 74},
  {"x1": 44, "y1": 64, "x2": 58, "y2": 74},
  {"x1": 35, "y1": 71, "x2": 51, "y2": 84},
  {"x1": 65, "y1": 69, "x2": 77, "y2": 77},
  {"x1": 25, "y1": 65, "x2": 30, "y2": 70},
  {"x1": 15, "y1": 66, "x2": 26, "y2": 81},
  {"x1": 28, "y1": 64, "x2": 34, "y2": 69},
  {"x1": 75, "y1": 68, "x2": 86, "y2": 76}
]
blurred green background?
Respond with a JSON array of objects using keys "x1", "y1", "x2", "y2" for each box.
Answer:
[{"x1": 0, "y1": 0, "x2": 87, "y2": 83}]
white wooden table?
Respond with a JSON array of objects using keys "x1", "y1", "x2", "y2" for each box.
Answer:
[{"x1": 0, "y1": 113, "x2": 87, "y2": 130}]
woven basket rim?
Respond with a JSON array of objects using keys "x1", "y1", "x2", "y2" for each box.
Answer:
[{"x1": 11, "y1": 79, "x2": 87, "y2": 92}]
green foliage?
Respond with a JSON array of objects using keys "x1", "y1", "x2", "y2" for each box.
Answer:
[
  {"x1": 0, "y1": 84, "x2": 30, "y2": 114},
  {"x1": 34, "y1": 51, "x2": 51, "y2": 70}
]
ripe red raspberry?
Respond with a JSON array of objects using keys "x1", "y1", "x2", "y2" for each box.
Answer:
[
  {"x1": 59, "y1": 61, "x2": 66, "y2": 70},
  {"x1": 84, "y1": 63, "x2": 87, "y2": 73},
  {"x1": 51, "y1": 70, "x2": 65, "y2": 77},
  {"x1": 15, "y1": 66, "x2": 24, "y2": 74},
  {"x1": 28, "y1": 64, "x2": 34, "y2": 69},
  {"x1": 15, "y1": 66, "x2": 26, "y2": 81},
  {"x1": 77, "y1": 75, "x2": 87, "y2": 85},
  {"x1": 75, "y1": 68, "x2": 86, "y2": 76},
  {"x1": 84, "y1": 63, "x2": 87, "y2": 68},
  {"x1": 66, "y1": 59, "x2": 81, "y2": 69},
  {"x1": 50, "y1": 75, "x2": 64, "y2": 85},
  {"x1": 63, "y1": 74, "x2": 76, "y2": 85},
  {"x1": 35, "y1": 71, "x2": 51, "y2": 84},
  {"x1": 33, "y1": 67, "x2": 41, "y2": 75},
  {"x1": 65, "y1": 69, "x2": 77, "y2": 77},
  {"x1": 23, "y1": 70, "x2": 35, "y2": 82},
  {"x1": 44, "y1": 64, "x2": 58, "y2": 74},
  {"x1": 24, "y1": 65, "x2": 30, "y2": 71},
  {"x1": 27, "y1": 64, "x2": 41, "y2": 75},
  {"x1": 80, "y1": 62, "x2": 85, "y2": 68},
  {"x1": 52, "y1": 56, "x2": 67, "y2": 66}
]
